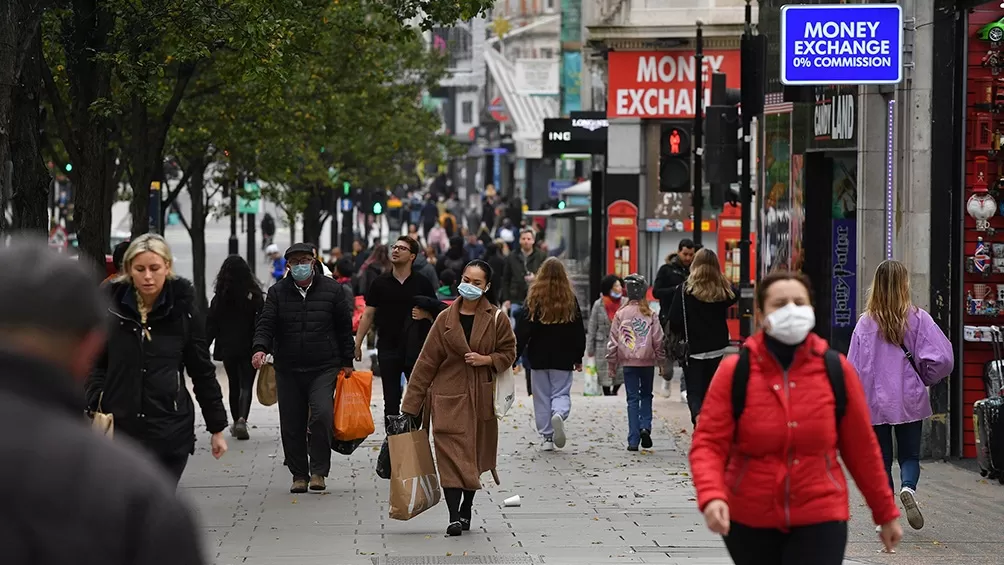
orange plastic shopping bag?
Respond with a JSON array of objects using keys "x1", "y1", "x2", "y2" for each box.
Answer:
[{"x1": 333, "y1": 370, "x2": 375, "y2": 441}]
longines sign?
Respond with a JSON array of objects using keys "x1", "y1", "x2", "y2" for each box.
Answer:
[{"x1": 542, "y1": 112, "x2": 608, "y2": 156}]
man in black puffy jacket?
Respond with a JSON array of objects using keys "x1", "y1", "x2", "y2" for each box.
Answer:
[{"x1": 252, "y1": 243, "x2": 355, "y2": 494}]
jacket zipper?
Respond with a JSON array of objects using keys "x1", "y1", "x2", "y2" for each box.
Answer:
[
  {"x1": 783, "y1": 368, "x2": 792, "y2": 530},
  {"x1": 824, "y1": 453, "x2": 843, "y2": 491},
  {"x1": 111, "y1": 309, "x2": 147, "y2": 419},
  {"x1": 175, "y1": 372, "x2": 181, "y2": 411}
]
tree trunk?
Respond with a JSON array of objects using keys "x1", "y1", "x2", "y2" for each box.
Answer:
[
  {"x1": 287, "y1": 209, "x2": 298, "y2": 247},
  {"x1": 9, "y1": 27, "x2": 49, "y2": 235},
  {"x1": 127, "y1": 64, "x2": 197, "y2": 238},
  {"x1": 41, "y1": 0, "x2": 116, "y2": 270},
  {"x1": 187, "y1": 157, "x2": 209, "y2": 312},
  {"x1": 302, "y1": 188, "x2": 322, "y2": 248}
]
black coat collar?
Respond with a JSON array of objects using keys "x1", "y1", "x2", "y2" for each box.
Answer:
[{"x1": 0, "y1": 349, "x2": 82, "y2": 416}]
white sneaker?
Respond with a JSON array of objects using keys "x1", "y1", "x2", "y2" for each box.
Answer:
[
  {"x1": 680, "y1": 390, "x2": 688, "y2": 404},
  {"x1": 900, "y1": 487, "x2": 924, "y2": 530},
  {"x1": 541, "y1": 439, "x2": 555, "y2": 451},
  {"x1": 551, "y1": 414, "x2": 566, "y2": 448}
]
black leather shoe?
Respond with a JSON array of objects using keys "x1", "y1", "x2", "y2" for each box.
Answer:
[
  {"x1": 459, "y1": 518, "x2": 471, "y2": 531},
  {"x1": 446, "y1": 521, "x2": 463, "y2": 536}
]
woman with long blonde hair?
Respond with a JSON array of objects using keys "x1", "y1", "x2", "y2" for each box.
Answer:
[
  {"x1": 668, "y1": 249, "x2": 737, "y2": 424},
  {"x1": 848, "y1": 260, "x2": 953, "y2": 531},
  {"x1": 86, "y1": 233, "x2": 229, "y2": 485},
  {"x1": 515, "y1": 258, "x2": 586, "y2": 451}
]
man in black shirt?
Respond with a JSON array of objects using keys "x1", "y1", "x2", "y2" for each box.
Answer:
[{"x1": 355, "y1": 235, "x2": 437, "y2": 420}]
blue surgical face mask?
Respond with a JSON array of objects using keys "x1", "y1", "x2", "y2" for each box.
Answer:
[
  {"x1": 290, "y1": 264, "x2": 313, "y2": 282},
  {"x1": 610, "y1": 292, "x2": 622, "y2": 299},
  {"x1": 457, "y1": 282, "x2": 484, "y2": 301}
]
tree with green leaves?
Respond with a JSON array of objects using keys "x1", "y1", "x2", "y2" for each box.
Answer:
[
  {"x1": 165, "y1": 1, "x2": 463, "y2": 300},
  {"x1": 24, "y1": 0, "x2": 491, "y2": 267}
]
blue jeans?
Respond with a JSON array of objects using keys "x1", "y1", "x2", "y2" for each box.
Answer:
[
  {"x1": 873, "y1": 420, "x2": 923, "y2": 492},
  {"x1": 623, "y1": 366, "x2": 655, "y2": 447}
]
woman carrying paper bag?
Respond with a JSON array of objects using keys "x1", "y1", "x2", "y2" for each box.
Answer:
[{"x1": 401, "y1": 259, "x2": 517, "y2": 537}]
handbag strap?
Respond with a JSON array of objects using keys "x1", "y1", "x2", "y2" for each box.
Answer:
[
  {"x1": 680, "y1": 285, "x2": 690, "y2": 343},
  {"x1": 900, "y1": 343, "x2": 921, "y2": 377}
]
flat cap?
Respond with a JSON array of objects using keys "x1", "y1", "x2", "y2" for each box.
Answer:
[{"x1": 284, "y1": 243, "x2": 315, "y2": 259}]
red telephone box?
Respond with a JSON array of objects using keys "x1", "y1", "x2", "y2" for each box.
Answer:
[
  {"x1": 607, "y1": 200, "x2": 638, "y2": 278},
  {"x1": 716, "y1": 203, "x2": 756, "y2": 342}
]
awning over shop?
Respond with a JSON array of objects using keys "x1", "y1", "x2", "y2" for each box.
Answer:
[{"x1": 483, "y1": 48, "x2": 558, "y2": 159}]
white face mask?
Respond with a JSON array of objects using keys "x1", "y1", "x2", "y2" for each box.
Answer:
[{"x1": 764, "y1": 303, "x2": 816, "y2": 345}]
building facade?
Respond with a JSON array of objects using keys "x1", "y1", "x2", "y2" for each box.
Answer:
[{"x1": 583, "y1": 0, "x2": 753, "y2": 282}]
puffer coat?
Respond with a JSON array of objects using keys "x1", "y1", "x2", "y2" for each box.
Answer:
[
  {"x1": 586, "y1": 297, "x2": 625, "y2": 387},
  {"x1": 86, "y1": 278, "x2": 228, "y2": 458},
  {"x1": 252, "y1": 274, "x2": 355, "y2": 374}
]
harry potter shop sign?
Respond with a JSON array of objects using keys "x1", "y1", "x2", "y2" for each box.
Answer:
[{"x1": 542, "y1": 112, "x2": 608, "y2": 156}]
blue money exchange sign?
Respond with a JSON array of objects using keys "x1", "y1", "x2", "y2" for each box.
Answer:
[{"x1": 780, "y1": 4, "x2": 903, "y2": 85}]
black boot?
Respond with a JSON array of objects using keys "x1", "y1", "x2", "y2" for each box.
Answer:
[
  {"x1": 459, "y1": 490, "x2": 475, "y2": 531},
  {"x1": 444, "y1": 488, "x2": 463, "y2": 536}
]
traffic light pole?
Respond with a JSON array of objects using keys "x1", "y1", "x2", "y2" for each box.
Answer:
[
  {"x1": 229, "y1": 175, "x2": 240, "y2": 255},
  {"x1": 247, "y1": 212, "x2": 257, "y2": 276},
  {"x1": 738, "y1": 0, "x2": 754, "y2": 339},
  {"x1": 692, "y1": 21, "x2": 704, "y2": 247}
]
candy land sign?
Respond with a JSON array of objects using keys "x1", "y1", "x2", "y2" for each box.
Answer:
[
  {"x1": 780, "y1": 4, "x2": 903, "y2": 85},
  {"x1": 606, "y1": 51, "x2": 740, "y2": 118}
]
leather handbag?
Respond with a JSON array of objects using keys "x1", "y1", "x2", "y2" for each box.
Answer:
[{"x1": 89, "y1": 391, "x2": 114, "y2": 438}]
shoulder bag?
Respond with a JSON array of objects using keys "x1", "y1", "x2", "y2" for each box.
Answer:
[
  {"x1": 492, "y1": 308, "x2": 516, "y2": 419},
  {"x1": 667, "y1": 286, "x2": 690, "y2": 367}
]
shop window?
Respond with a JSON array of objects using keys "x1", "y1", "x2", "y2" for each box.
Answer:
[
  {"x1": 972, "y1": 112, "x2": 993, "y2": 152},
  {"x1": 461, "y1": 101, "x2": 473, "y2": 125}
]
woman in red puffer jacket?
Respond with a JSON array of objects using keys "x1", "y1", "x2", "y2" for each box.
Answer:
[{"x1": 689, "y1": 271, "x2": 902, "y2": 565}]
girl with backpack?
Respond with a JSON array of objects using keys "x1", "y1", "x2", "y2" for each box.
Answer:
[
  {"x1": 606, "y1": 274, "x2": 666, "y2": 451},
  {"x1": 848, "y1": 260, "x2": 954, "y2": 531},
  {"x1": 689, "y1": 270, "x2": 902, "y2": 564}
]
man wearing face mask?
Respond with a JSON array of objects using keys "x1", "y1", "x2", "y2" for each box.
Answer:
[{"x1": 252, "y1": 243, "x2": 355, "y2": 494}]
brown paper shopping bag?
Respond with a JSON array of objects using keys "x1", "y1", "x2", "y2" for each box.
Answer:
[{"x1": 388, "y1": 428, "x2": 441, "y2": 520}]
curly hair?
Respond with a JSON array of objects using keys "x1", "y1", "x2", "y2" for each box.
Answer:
[
  {"x1": 213, "y1": 255, "x2": 262, "y2": 307},
  {"x1": 524, "y1": 257, "x2": 578, "y2": 324}
]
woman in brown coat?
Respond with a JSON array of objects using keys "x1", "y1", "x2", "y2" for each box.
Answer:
[{"x1": 401, "y1": 259, "x2": 517, "y2": 537}]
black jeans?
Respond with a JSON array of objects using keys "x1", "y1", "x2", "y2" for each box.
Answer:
[
  {"x1": 684, "y1": 356, "x2": 724, "y2": 424},
  {"x1": 275, "y1": 367, "x2": 338, "y2": 478},
  {"x1": 223, "y1": 355, "x2": 255, "y2": 422},
  {"x1": 378, "y1": 348, "x2": 412, "y2": 419},
  {"x1": 158, "y1": 453, "x2": 189, "y2": 487},
  {"x1": 724, "y1": 521, "x2": 848, "y2": 565}
]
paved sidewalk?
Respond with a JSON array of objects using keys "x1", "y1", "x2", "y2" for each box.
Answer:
[{"x1": 180, "y1": 368, "x2": 987, "y2": 565}]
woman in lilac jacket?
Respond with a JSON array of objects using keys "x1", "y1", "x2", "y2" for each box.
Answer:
[{"x1": 848, "y1": 260, "x2": 954, "y2": 532}]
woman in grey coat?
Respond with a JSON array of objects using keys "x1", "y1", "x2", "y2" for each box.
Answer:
[{"x1": 586, "y1": 275, "x2": 626, "y2": 395}]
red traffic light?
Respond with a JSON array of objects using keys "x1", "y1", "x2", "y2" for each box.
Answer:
[
  {"x1": 668, "y1": 129, "x2": 683, "y2": 155},
  {"x1": 660, "y1": 124, "x2": 690, "y2": 157}
]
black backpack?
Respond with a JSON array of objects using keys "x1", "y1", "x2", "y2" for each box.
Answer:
[{"x1": 731, "y1": 347, "x2": 847, "y2": 424}]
